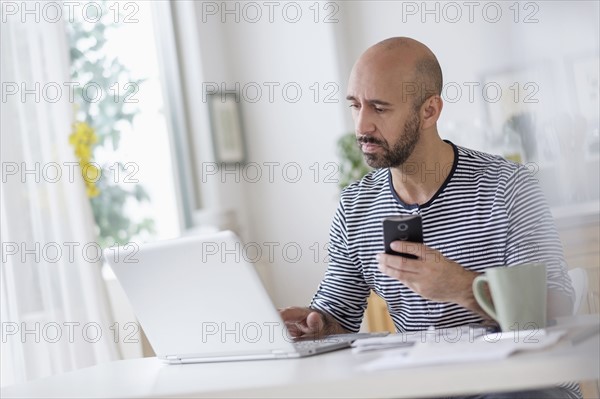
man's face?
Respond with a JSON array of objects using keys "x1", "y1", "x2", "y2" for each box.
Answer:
[
  {"x1": 346, "y1": 57, "x2": 422, "y2": 169},
  {"x1": 355, "y1": 108, "x2": 421, "y2": 169}
]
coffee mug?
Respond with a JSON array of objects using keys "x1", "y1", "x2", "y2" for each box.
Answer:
[{"x1": 472, "y1": 263, "x2": 547, "y2": 332}]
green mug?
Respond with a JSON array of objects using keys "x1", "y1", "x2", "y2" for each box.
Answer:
[{"x1": 472, "y1": 263, "x2": 547, "y2": 332}]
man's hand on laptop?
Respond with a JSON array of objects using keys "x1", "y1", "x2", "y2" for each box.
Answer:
[{"x1": 279, "y1": 307, "x2": 348, "y2": 340}]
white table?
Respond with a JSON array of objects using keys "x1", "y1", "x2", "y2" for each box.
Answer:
[{"x1": 2, "y1": 315, "x2": 598, "y2": 398}]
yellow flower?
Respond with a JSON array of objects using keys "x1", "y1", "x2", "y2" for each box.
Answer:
[
  {"x1": 81, "y1": 162, "x2": 101, "y2": 183},
  {"x1": 86, "y1": 184, "x2": 100, "y2": 198},
  {"x1": 75, "y1": 144, "x2": 92, "y2": 161},
  {"x1": 70, "y1": 122, "x2": 97, "y2": 147},
  {"x1": 70, "y1": 121, "x2": 100, "y2": 198}
]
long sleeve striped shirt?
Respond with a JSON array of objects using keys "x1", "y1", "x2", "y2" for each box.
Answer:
[{"x1": 311, "y1": 142, "x2": 574, "y2": 333}]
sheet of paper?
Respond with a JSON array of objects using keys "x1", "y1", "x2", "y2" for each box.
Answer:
[
  {"x1": 361, "y1": 329, "x2": 566, "y2": 371},
  {"x1": 352, "y1": 325, "x2": 490, "y2": 353}
]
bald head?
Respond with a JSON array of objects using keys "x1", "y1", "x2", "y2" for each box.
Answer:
[{"x1": 351, "y1": 37, "x2": 443, "y2": 110}]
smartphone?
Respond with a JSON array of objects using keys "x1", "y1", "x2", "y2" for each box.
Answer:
[{"x1": 382, "y1": 215, "x2": 423, "y2": 259}]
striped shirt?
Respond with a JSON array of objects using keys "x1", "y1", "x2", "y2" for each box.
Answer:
[{"x1": 311, "y1": 142, "x2": 574, "y2": 333}]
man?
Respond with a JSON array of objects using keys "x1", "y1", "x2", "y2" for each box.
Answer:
[{"x1": 280, "y1": 37, "x2": 579, "y2": 398}]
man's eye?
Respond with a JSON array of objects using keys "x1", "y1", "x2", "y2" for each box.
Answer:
[
  {"x1": 349, "y1": 104, "x2": 359, "y2": 109},
  {"x1": 374, "y1": 107, "x2": 385, "y2": 113}
]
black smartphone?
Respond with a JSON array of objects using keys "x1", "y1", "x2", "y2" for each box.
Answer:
[{"x1": 382, "y1": 215, "x2": 423, "y2": 259}]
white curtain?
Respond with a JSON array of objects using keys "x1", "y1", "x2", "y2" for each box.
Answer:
[{"x1": 0, "y1": 16, "x2": 120, "y2": 386}]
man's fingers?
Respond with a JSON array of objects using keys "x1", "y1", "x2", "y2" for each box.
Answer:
[
  {"x1": 378, "y1": 262, "x2": 415, "y2": 283},
  {"x1": 306, "y1": 311, "x2": 324, "y2": 331},
  {"x1": 377, "y1": 253, "x2": 420, "y2": 273},
  {"x1": 285, "y1": 323, "x2": 304, "y2": 337},
  {"x1": 391, "y1": 241, "x2": 422, "y2": 257},
  {"x1": 377, "y1": 251, "x2": 419, "y2": 283},
  {"x1": 391, "y1": 242, "x2": 443, "y2": 264},
  {"x1": 279, "y1": 308, "x2": 325, "y2": 337},
  {"x1": 279, "y1": 306, "x2": 311, "y2": 323}
]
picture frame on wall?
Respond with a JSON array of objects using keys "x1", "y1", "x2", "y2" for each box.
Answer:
[
  {"x1": 206, "y1": 92, "x2": 246, "y2": 164},
  {"x1": 480, "y1": 63, "x2": 555, "y2": 163},
  {"x1": 568, "y1": 53, "x2": 600, "y2": 124},
  {"x1": 481, "y1": 64, "x2": 552, "y2": 139},
  {"x1": 566, "y1": 53, "x2": 600, "y2": 158}
]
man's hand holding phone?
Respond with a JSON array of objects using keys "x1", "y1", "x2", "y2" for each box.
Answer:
[{"x1": 379, "y1": 216, "x2": 478, "y2": 307}]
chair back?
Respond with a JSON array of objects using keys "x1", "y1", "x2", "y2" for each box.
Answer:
[{"x1": 568, "y1": 268, "x2": 589, "y2": 315}]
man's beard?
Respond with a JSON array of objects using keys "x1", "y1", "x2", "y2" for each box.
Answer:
[{"x1": 357, "y1": 112, "x2": 421, "y2": 169}]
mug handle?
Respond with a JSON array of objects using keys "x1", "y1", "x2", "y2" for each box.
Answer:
[{"x1": 472, "y1": 275, "x2": 498, "y2": 321}]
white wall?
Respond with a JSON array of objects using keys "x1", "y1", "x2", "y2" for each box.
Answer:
[
  {"x1": 223, "y1": 11, "x2": 347, "y2": 306},
  {"x1": 180, "y1": 1, "x2": 599, "y2": 307},
  {"x1": 334, "y1": 1, "x2": 599, "y2": 150},
  {"x1": 180, "y1": 1, "x2": 347, "y2": 307}
]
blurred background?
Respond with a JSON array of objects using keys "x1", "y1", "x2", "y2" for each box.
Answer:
[{"x1": 1, "y1": 0, "x2": 598, "y2": 387}]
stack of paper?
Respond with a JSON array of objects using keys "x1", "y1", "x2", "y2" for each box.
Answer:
[
  {"x1": 352, "y1": 325, "x2": 491, "y2": 353},
  {"x1": 352, "y1": 334, "x2": 416, "y2": 353},
  {"x1": 361, "y1": 329, "x2": 566, "y2": 371}
]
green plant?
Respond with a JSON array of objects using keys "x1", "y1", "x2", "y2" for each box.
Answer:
[
  {"x1": 336, "y1": 132, "x2": 372, "y2": 189},
  {"x1": 66, "y1": 1, "x2": 154, "y2": 248}
]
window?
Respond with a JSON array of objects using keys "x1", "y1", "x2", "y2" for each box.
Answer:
[{"x1": 67, "y1": 1, "x2": 183, "y2": 245}]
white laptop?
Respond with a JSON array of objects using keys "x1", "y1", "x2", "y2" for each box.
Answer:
[{"x1": 104, "y1": 230, "x2": 364, "y2": 364}]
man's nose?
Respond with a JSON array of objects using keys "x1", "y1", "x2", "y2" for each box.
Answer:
[{"x1": 355, "y1": 108, "x2": 375, "y2": 136}]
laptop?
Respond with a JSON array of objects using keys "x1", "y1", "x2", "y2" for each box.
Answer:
[{"x1": 104, "y1": 230, "x2": 365, "y2": 364}]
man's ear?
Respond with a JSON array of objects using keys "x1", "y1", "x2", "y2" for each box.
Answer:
[{"x1": 421, "y1": 95, "x2": 443, "y2": 129}]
